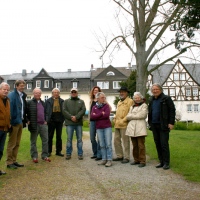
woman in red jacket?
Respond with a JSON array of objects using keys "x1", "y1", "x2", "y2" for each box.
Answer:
[{"x1": 90, "y1": 92, "x2": 112, "y2": 167}]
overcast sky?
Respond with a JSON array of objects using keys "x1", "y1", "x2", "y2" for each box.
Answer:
[
  {"x1": 0, "y1": 0, "x2": 199, "y2": 75},
  {"x1": 0, "y1": 0, "x2": 130, "y2": 75}
]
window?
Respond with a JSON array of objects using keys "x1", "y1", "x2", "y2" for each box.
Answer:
[
  {"x1": 97, "y1": 81, "x2": 109, "y2": 89},
  {"x1": 44, "y1": 80, "x2": 49, "y2": 88},
  {"x1": 186, "y1": 88, "x2": 191, "y2": 96},
  {"x1": 107, "y1": 71, "x2": 115, "y2": 76},
  {"x1": 26, "y1": 96, "x2": 31, "y2": 101},
  {"x1": 73, "y1": 82, "x2": 77, "y2": 88},
  {"x1": 174, "y1": 73, "x2": 179, "y2": 80},
  {"x1": 194, "y1": 104, "x2": 199, "y2": 112},
  {"x1": 180, "y1": 73, "x2": 185, "y2": 80},
  {"x1": 113, "y1": 81, "x2": 121, "y2": 89},
  {"x1": 187, "y1": 104, "x2": 192, "y2": 112},
  {"x1": 163, "y1": 88, "x2": 168, "y2": 95},
  {"x1": 27, "y1": 83, "x2": 32, "y2": 89},
  {"x1": 193, "y1": 88, "x2": 198, "y2": 96},
  {"x1": 36, "y1": 80, "x2": 41, "y2": 88},
  {"x1": 56, "y1": 82, "x2": 61, "y2": 89},
  {"x1": 44, "y1": 96, "x2": 48, "y2": 101},
  {"x1": 169, "y1": 88, "x2": 175, "y2": 96}
]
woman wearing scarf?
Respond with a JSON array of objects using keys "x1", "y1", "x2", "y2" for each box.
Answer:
[
  {"x1": 126, "y1": 92, "x2": 148, "y2": 167},
  {"x1": 90, "y1": 92, "x2": 112, "y2": 167}
]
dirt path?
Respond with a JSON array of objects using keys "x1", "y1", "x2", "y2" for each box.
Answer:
[{"x1": 0, "y1": 132, "x2": 200, "y2": 200}]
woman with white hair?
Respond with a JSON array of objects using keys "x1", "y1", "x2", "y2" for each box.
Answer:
[
  {"x1": 125, "y1": 92, "x2": 148, "y2": 167},
  {"x1": 90, "y1": 92, "x2": 112, "y2": 167}
]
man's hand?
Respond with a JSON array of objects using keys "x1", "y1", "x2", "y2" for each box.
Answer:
[
  {"x1": 168, "y1": 124, "x2": 174, "y2": 130},
  {"x1": 71, "y1": 116, "x2": 77, "y2": 122}
]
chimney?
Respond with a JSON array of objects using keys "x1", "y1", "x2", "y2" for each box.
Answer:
[
  {"x1": 91, "y1": 64, "x2": 94, "y2": 69},
  {"x1": 68, "y1": 69, "x2": 71, "y2": 72},
  {"x1": 128, "y1": 63, "x2": 131, "y2": 68},
  {"x1": 22, "y1": 69, "x2": 27, "y2": 76}
]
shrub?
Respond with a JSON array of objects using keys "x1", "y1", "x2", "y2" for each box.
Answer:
[
  {"x1": 174, "y1": 122, "x2": 200, "y2": 130},
  {"x1": 83, "y1": 120, "x2": 89, "y2": 128}
]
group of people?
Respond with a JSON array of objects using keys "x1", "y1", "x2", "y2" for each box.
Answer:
[
  {"x1": 89, "y1": 84, "x2": 175, "y2": 169},
  {"x1": 0, "y1": 80, "x2": 86, "y2": 175},
  {"x1": 0, "y1": 80, "x2": 175, "y2": 176}
]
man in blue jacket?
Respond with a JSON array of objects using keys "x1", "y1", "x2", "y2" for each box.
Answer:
[{"x1": 7, "y1": 80, "x2": 27, "y2": 169}]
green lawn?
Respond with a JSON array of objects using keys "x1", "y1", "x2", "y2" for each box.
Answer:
[
  {"x1": 146, "y1": 130, "x2": 200, "y2": 182},
  {"x1": 0, "y1": 128, "x2": 200, "y2": 183}
]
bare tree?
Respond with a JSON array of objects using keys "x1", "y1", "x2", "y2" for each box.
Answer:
[{"x1": 98, "y1": 0, "x2": 200, "y2": 95}]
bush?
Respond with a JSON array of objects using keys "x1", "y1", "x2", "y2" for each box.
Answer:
[
  {"x1": 174, "y1": 122, "x2": 200, "y2": 130},
  {"x1": 83, "y1": 120, "x2": 89, "y2": 128}
]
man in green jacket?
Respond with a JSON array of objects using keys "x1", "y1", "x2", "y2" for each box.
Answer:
[{"x1": 62, "y1": 88, "x2": 86, "y2": 160}]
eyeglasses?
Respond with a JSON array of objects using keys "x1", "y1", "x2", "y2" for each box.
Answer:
[{"x1": 71, "y1": 91, "x2": 77, "y2": 93}]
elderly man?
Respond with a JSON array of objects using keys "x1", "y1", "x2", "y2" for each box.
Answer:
[
  {"x1": 113, "y1": 86, "x2": 133, "y2": 164},
  {"x1": 7, "y1": 80, "x2": 27, "y2": 169},
  {"x1": 63, "y1": 88, "x2": 86, "y2": 160},
  {"x1": 148, "y1": 83, "x2": 176, "y2": 170},
  {"x1": 45, "y1": 88, "x2": 65, "y2": 157},
  {"x1": 0, "y1": 82, "x2": 11, "y2": 175},
  {"x1": 27, "y1": 88, "x2": 51, "y2": 163}
]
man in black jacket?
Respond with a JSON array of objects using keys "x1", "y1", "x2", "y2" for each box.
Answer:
[
  {"x1": 45, "y1": 88, "x2": 64, "y2": 157},
  {"x1": 27, "y1": 88, "x2": 51, "y2": 163},
  {"x1": 148, "y1": 83, "x2": 176, "y2": 170}
]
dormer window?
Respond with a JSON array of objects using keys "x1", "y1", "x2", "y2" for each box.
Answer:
[
  {"x1": 36, "y1": 80, "x2": 41, "y2": 88},
  {"x1": 107, "y1": 71, "x2": 115, "y2": 76},
  {"x1": 44, "y1": 80, "x2": 49, "y2": 88}
]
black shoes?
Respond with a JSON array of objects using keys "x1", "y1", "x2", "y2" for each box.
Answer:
[
  {"x1": 163, "y1": 164, "x2": 170, "y2": 170},
  {"x1": 56, "y1": 153, "x2": 64, "y2": 157},
  {"x1": 130, "y1": 161, "x2": 140, "y2": 165},
  {"x1": 0, "y1": 170, "x2": 6, "y2": 175},
  {"x1": 91, "y1": 156, "x2": 97, "y2": 159},
  {"x1": 138, "y1": 163, "x2": 146, "y2": 168},
  {"x1": 155, "y1": 163, "x2": 164, "y2": 168},
  {"x1": 7, "y1": 164, "x2": 18, "y2": 169},
  {"x1": 48, "y1": 153, "x2": 51, "y2": 157},
  {"x1": 95, "y1": 157, "x2": 102, "y2": 161},
  {"x1": 155, "y1": 163, "x2": 170, "y2": 170},
  {"x1": 121, "y1": 159, "x2": 129, "y2": 164},
  {"x1": 113, "y1": 157, "x2": 123, "y2": 161},
  {"x1": 14, "y1": 162, "x2": 24, "y2": 167}
]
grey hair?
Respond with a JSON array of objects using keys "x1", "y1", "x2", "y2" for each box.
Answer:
[
  {"x1": 151, "y1": 83, "x2": 163, "y2": 92},
  {"x1": 95, "y1": 92, "x2": 105, "y2": 99},
  {"x1": 133, "y1": 92, "x2": 144, "y2": 100},
  {"x1": 33, "y1": 88, "x2": 42, "y2": 94},
  {"x1": 52, "y1": 88, "x2": 60, "y2": 93},
  {"x1": 0, "y1": 82, "x2": 10, "y2": 89}
]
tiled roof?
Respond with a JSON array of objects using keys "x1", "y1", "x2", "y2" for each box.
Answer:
[{"x1": 1, "y1": 71, "x2": 91, "y2": 81}]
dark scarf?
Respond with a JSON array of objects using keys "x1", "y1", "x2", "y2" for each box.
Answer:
[{"x1": 133, "y1": 98, "x2": 146, "y2": 108}]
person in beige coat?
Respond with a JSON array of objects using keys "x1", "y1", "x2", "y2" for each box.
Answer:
[
  {"x1": 126, "y1": 92, "x2": 148, "y2": 167},
  {"x1": 113, "y1": 86, "x2": 133, "y2": 164}
]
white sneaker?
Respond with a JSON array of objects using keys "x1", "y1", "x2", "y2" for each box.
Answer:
[{"x1": 105, "y1": 161, "x2": 112, "y2": 167}]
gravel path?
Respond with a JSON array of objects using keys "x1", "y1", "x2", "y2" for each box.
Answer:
[{"x1": 1, "y1": 132, "x2": 200, "y2": 200}]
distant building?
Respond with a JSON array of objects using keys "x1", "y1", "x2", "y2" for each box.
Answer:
[{"x1": 1, "y1": 59, "x2": 200, "y2": 122}]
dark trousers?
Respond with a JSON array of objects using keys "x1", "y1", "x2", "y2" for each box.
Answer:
[
  {"x1": 151, "y1": 123, "x2": 170, "y2": 165},
  {"x1": 48, "y1": 121, "x2": 63, "y2": 154}
]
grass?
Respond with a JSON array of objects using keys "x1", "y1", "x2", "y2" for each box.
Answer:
[
  {"x1": 146, "y1": 129, "x2": 200, "y2": 182},
  {"x1": 1, "y1": 127, "x2": 200, "y2": 183}
]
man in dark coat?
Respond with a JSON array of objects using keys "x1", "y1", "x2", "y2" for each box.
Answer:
[
  {"x1": 27, "y1": 88, "x2": 50, "y2": 163},
  {"x1": 45, "y1": 88, "x2": 65, "y2": 157},
  {"x1": 148, "y1": 83, "x2": 176, "y2": 170}
]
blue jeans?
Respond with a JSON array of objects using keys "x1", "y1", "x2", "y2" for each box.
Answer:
[
  {"x1": 90, "y1": 121, "x2": 101, "y2": 158},
  {"x1": 66, "y1": 125, "x2": 83, "y2": 156},
  {"x1": 97, "y1": 127, "x2": 112, "y2": 161},
  {"x1": 0, "y1": 130, "x2": 7, "y2": 160}
]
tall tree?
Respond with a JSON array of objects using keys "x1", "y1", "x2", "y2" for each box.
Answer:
[{"x1": 99, "y1": 0, "x2": 200, "y2": 96}]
